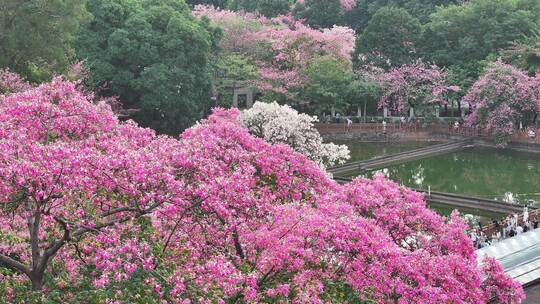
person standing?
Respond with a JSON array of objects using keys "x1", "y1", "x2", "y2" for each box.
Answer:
[
  {"x1": 470, "y1": 231, "x2": 478, "y2": 248},
  {"x1": 346, "y1": 118, "x2": 352, "y2": 133},
  {"x1": 533, "y1": 214, "x2": 538, "y2": 229}
]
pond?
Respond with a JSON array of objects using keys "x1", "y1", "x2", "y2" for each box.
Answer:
[
  {"x1": 343, "y1": 144, "x2": 540, "y2": 205},
  {"x1": 341, "y1": 141, "x2": 438, "y2": 162}
]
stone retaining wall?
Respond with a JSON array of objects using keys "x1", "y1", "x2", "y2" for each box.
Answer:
[{"x1": 317, "y1": 123, "x2": 540, "y2": 154}]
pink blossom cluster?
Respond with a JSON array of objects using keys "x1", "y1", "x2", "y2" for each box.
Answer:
[
  {"x1": 375, "y1": 61, "x2": 455, "y2": 114},
  {"x1": 0, "y1": 68, "x2": 31, "y2": 95},
  {"x1": 0, "y1": 76, "x2": 524, "y2": 303},
  {"x1": 464, "y1": 60, "x2": 540, "y2": 145},
  {"x1": 193, "y1": 5, "x2": 355, "y2": 99},
  {"x1": 481, "y1": 257, "x2": 526, "y2": 303}
]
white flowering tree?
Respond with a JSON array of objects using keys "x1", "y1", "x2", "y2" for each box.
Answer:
[{"x1": 241, "y1": 101, "x2": 350, "y2": 169}]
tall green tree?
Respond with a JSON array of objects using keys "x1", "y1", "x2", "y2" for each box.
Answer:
[
  {"x1": 344, "y1": 0, "x2": 459, "y2": 31},
  {"x1": 354, "y1": 6, "x2": 422, "y2": 68},
  {"x1": 213, "y1": 53, "x2": 257, "y2": 107},
  {"x1": 346, "y1": 73, "x2": 381, "y2": 120},
  {"x1": 77, "y1": 0, "x2": 220, "y2": 135},
  {"x1": 502, "y1": 33, "x2": 540, "y2": 76},
  {"x1": 421, "y1": 0, "x2": 540, "y2": 67},
  {"x1": 292, "y1": 0, "x2": 344, "y2": 29},
  {"x1": 0, "y1": 0, "x2": 90, "y2": 82},
  {"x1": 303, "y1": 56, "x2": 353, "y2": 115}
]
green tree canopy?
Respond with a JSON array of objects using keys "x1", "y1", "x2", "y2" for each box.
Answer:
[
  {"x1": 354, "y1": 6, "x2": 422, "y2": 68},
  {"x1": 227, "y1": 0, "x2": 291, "y2": 17},
  {"x1": 213, "y1": 53, "x2": 257, "y2": 107},
  {"x1": 344, "y1": 0, "x2": 459, "y2": 31},
  {"x1": 303, "y1": 56, "x2": 353, "y2": 115},
  {"x1": 293, "y1": 0, "x2": 344, "y2": 29},
  {"x1": 0, "y1": 0, "x2": 90, "y2": 82},
  {"x1": 421, "y1": 0, "x2": 540, "y2": 67},
  {"x1": 187, "y1": 0, "x2": 228, "y2": 8},
  {"x1": 77, "y1": 0, "x2": 219, "y2": 135}
]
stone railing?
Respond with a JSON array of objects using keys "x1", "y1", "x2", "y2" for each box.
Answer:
[{"x1": 315, "y1": 123, "x2": 540, "y2": 145}]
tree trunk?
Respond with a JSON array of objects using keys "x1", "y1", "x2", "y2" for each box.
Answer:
[
  {"x1": 363, "y1": 100, "x2": 367, "y2": 123},
  {"x1": 232, "y1": 80, "x2": 236, "y2": 108},
  {"x1": 30, "y1": 272, "x2": 44, "y2": 291},
  {"x1": 457, "y1": 100, "x2": 462, "y2": 117}
]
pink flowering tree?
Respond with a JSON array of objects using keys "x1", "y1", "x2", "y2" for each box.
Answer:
[
  {"x1": 0, "y1": 77, "x2": 524, "y2": 303},
  {"x1": 464, "y1": 60, "x2": 540, "y2": 145},
  {"x1": 376, "y1": 61, "x2": 457, "y2": 117},
  {"x1": 0, "y1": 69, "x2": 31, "y2": 95},
  {"x1": 194, "y1": 5, "x2": 355, "y2": 106},
  {"x1": 0, "y1": 77, "x2": 183, "y2": 292},
  {"x1": 481, "y1": 257, "x2": 526, "y2": 303}
]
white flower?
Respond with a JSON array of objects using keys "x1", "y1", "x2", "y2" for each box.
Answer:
[{"x1": 241, "y1": 101, "x2": 350, "y2": 169}]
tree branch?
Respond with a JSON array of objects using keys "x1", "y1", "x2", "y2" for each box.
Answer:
[{"x1": 0, "y1": 254, "x2": 30, "y2": 276}]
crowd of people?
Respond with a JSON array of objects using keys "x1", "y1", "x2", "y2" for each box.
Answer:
[{"x1": 470, "y1": 206, "x2": 539, "y2": 249}]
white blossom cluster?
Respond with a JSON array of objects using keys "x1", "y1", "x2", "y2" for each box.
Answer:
[{"x1": 241, "y1": 101, "x2": 350, "y2": 169}]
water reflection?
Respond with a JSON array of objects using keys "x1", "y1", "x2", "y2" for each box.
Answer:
[{"x1": 349, "y1": 147, "x2": 540, "y2": 206}]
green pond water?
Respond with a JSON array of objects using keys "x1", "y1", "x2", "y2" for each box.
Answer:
[
  {"x1": 342, "y1": 143, "x2": 540, "y2": 219},
  {"x1": 342, "y1": 141, "x2": 438, "y2": 162}
]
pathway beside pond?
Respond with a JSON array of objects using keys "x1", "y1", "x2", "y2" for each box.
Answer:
[{"x1": 329, "y1": 140, "x2": 470, "y2": 175}]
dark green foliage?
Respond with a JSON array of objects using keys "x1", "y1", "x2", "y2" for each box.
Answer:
[
  {"x1": 187, "y1": 0, "x2": 228, "y2": 8},
  {"x1": 421, "y1": 0, "x2": 540, "y2": 67},
  {"x1": 502, "y1": 33, "x2": 540, "y2": 76},
  {"x1": 355, "y1": 6, "x2": 422, "y2": 68},
  {"x1": 77, "y1": 0, "x2": 219, "y2": 135},
  {"x1": 344, "y1": 0, "x2": 459, "y2": 31},
  {"x1": 303, "y1": 56, "x2": 354, "y2": 115},
  {"x1": 0, "y1": 0, "x2": 90, "y2": 82},
  {"x1": 227, "y1": 0, "x2": 291, "y2": 17},
  {"x1": 292, "y1": 0, "x2": 343, "y2": 29}
]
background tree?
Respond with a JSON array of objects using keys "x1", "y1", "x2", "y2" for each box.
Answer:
[
  {"x1": 0, "y1": 0, "x2": 90, "y2": 82},
  {"x1": 502, "y1": 33, "x2": 540, "y2": 76},
  {"x1": 464, "y1": 60, "x2": 540, "y2": 145},
  {"x1": 77, "y1": 0, "x2": 219, "y2": 135},
  {"x1": 376, "y1": 61, "x2": 455, "y2": 117},
  {"x1": 213, "y1": 53, "x2": 258, "y2": 107},
  {"x1": 187, "y1": 0, "x2": 228, "y2": 8},
  {"x1": 343, "y1": 0, "x2": 460, "y2": 32},
  {"x1": 421, "y1": 0, "x2": 540, "y2": 68},
  {"x1": 194, "y1": 6, "x2": 356, "y2": 110},
  {"x1": 292, "y1": 0, "x2": 344, "y2": 28},
  {"x1": 354, "y1": 6, "x2": 422, "y2": 69},
  {"x1": 346, "y1": 71, "x2": 382, "y2": 121},
  {"x1": 303, "y1": 56, "x2": 354, "y2": 116},
  {"x1": 227, "y1": 0, "x2": 291, "y2": 17}
]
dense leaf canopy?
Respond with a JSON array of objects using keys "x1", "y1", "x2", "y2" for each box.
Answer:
[{"x1": 77, "y1": 0, "x2": 219, "y2": 135}]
